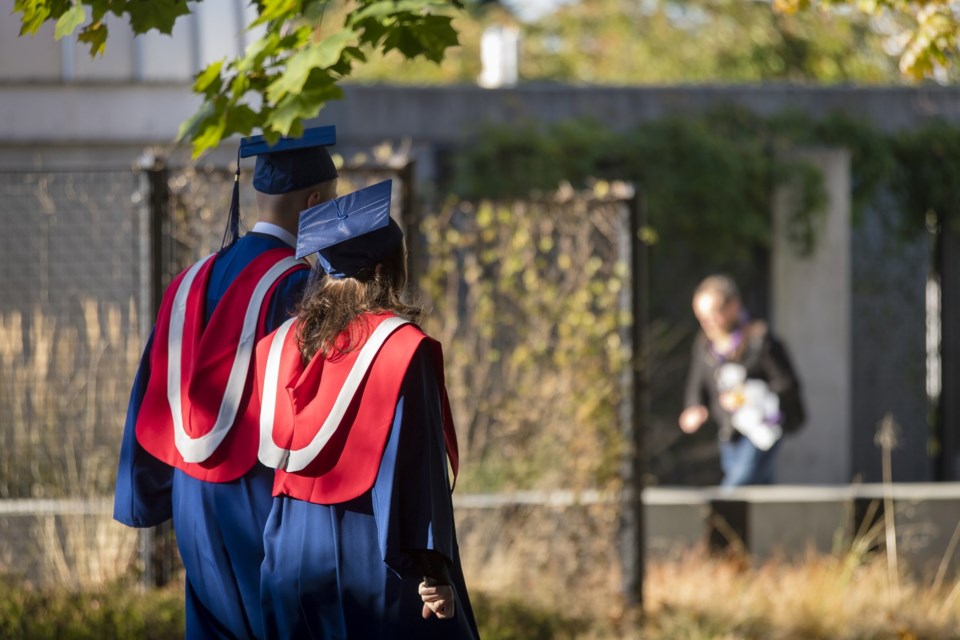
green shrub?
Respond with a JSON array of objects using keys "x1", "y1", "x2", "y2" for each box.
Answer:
[
  {"x1": 0, "y1": 579, "x2": 184, "y2": 640},
  {"x1": 471, "y1": 593, "x2": 591, "y2": 640}
]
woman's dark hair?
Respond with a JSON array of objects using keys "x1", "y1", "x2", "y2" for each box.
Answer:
[{"x1": 295, "y1": 245, "x2": 422, "y2": 361}]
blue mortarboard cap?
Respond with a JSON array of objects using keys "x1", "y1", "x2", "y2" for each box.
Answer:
[
  {"x1": 242, "y1": 125, "x2": 338, "y2": 195},
  {"x1": 296, "y1": 179, "x2": 404, "y2": 279},
  {"x1": 239, "y1": 125, "x2": 336, "y2": 158},
  {"x1": 222, "y1": 125, "x2": 339, "y2": 248}
]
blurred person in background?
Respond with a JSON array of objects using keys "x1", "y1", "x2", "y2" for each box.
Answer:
[
  {"x1": 678, "y1": 274, "x2": 806, "y2": 486},
  {"x1": 114, "y1": 126, "x2": 338, "y2": 639}
]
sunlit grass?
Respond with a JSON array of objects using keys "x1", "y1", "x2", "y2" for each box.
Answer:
[
  {"x1": 0, "y1": 579, "x2": 184, "y2": 640},
  {"x1": 469, "y1": 545, "x2": 960, "y2": 639},
  {"x1": 642, "y1": 546, "x2": 960, "y2": 640},
  {"x1": 3, "y1": 545, "x2": 959, "y2": 639}
]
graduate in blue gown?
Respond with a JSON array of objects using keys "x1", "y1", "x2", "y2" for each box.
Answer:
[
  {"x1": 255, "y1": 180, "x2": 480, "y2": 639},
  {"x1": 114, "y1": 126, "x2": 340, "y2": 639}
]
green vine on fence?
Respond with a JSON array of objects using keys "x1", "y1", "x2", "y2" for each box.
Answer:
[
  {"x1": 420, "y1": 192, "x2": 629, "y2": 492},
  {"x1": 441, "y1": 107, "x2": 960, "y2": 489},
  {"x1": 452, "y1": 106, "x2": 960, "y2": 265}
]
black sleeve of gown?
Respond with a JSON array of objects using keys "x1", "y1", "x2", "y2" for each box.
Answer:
[
  {"x1": 374, "y1": 342, "x2": 457, "y2": 581},
  {"x1": 113, "y1": 330, "x2": 174, "y2": 527}
]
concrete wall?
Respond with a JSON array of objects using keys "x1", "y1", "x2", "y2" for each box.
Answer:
[
  {"x1": 771, "y1": 149, "x2": 853, "y2": 484},
  {"x1": 6, "y1": 83, "x2": 960, "y2": 146},
  {"x1": 0, "y1": 1, "x2": 256, "y2": 83},
  {"x1": 0, "y1": 489, "x2": 953, "y2": 602}
]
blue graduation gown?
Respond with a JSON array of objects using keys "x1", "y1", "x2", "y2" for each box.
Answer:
[
  {"x1": 114, "y1": 232, "x2": 309, "y2": 640},
  {"x1": 260, "y1": 345, "x2": 480, "y2": 640}
]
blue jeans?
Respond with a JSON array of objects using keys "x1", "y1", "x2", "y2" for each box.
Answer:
[{"x1": 719, "y1": 437, "x2": 781, "y2": 487}]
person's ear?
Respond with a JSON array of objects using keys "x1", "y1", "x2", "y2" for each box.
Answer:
[
  {"x1": 305, "y1": 180, "x2": 338, "y2": 209},
  {"x1": 305, "y1": 190, "x2": 323, "y2": 209}
]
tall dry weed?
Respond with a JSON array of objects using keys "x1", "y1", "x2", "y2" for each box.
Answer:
[
  {"x1": 0, "y1": 299, "x2": 141, "y2": 586},
  {"x1": 645, "y1": 546, "x2": 960, "y2": 639},
  {"x1": 422, "y1": 187, "x2": 631, "y2": 492}
]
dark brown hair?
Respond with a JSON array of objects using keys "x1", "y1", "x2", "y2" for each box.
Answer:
[{"x1": 295, "y1": 245, "x2": 422, "y2": 361}]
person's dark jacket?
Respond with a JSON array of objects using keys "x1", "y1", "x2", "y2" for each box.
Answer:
[{"x1": 683, "y1": 319, "x2": 806, "y2": 442}]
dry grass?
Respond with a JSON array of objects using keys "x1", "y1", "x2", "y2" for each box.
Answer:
[
  {"x1": 0, "y1": 303, "x2": 141, "y2": 588},
  {"x1": 0, "y1": 301, "x2": 140, "y2": 498},
  {"x1": 464, "y1": 542, "x2": 960, "y2": 639},
  {"x1": 456, "y1": 488, "x2": 960, "y2": 639},
  {"x1": 639, "y1": 547, "x2": 960, "y2": 640},
  {"x1": 475, "y1": 545, "x2": 960, "y2": 639}
]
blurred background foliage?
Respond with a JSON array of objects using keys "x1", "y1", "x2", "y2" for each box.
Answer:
[
  {"x1": 451, "y1": 106, "x2": 960, "y2": 268},
  {"x1": 347, "y1": 0, "x2": 908, "y2": 85},
  {"x1": 419, "y1": 190, "x2": 631, "y2": 492},
  {"x1": 430, "y1": 106, "x2": 960, "y2": 488}
]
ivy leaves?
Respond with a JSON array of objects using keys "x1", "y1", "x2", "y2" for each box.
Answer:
[{"x1": 13, "y1": 0, "x2": 462, "y2": 156}]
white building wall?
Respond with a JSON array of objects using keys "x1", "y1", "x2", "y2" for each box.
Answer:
[
  {"x1": 71, "y1": 14, "x2": 136, "y2": 81},
  {"x1": 0, "y1": 18, "x2": 61, "y2": 80}
]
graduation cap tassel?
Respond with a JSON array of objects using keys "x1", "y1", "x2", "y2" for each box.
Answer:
[{"x1": 222, "y1": 148, "x2": 242, "y2": 249}]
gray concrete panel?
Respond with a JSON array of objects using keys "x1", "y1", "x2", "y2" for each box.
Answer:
[
  {"x1": 5, "y1": 85, "x2": 960, "y2": 148},
  {"x1": 772, "y1": 149, "x2": 852, "y2": 485},
  {"x1": 0, "y1": 15, "x2": 61, "y2": 82},
  {"x1": 72, "y1": 14, "x2": 135, "y2": 81}
]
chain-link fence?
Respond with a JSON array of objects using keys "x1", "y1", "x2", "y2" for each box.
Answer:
[
  {"x1": 0, "y1": 162, "x2": 643, "y2": 611},
  {"x1": 0, "y1": 169, "x2": 145, "y2": 587},
  {"x1": 0, "y1": 169, "x2": 145, "y2": 500},
  {"x1": 417, "y1": 185, "x2": 641, "y2": 613},
  {"x1": 0, "y1": 159, "x2": 423, "y2": 586}
]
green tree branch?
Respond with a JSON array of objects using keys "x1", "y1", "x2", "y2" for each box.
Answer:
[{"x1": 13, "y1": 0, "x2": 462, "y2": 156}]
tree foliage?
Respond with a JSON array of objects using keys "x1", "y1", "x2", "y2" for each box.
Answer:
[
  {"x1": 452, "y1": 106, "x2": 960, "y2": 270},
  {"x1": 349, "y1": 0, "x2": 905, "y2": 84},
  {"x1": 13, "y1": 0, "x2": 463, "y2": 156},
  {"x1": 775, "y1": 0, "x2": 960, "y2": 80},
  {"x1": 521, "y1": 0, "x2": 902, "y2": 84}
]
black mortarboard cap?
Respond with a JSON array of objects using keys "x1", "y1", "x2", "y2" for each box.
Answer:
[
  {"x1": 296, "y1": 179, "x2": 403, "y2": 279},
  {"x1": 223, "y1": 125, "x2": 338, "y2": 247}
]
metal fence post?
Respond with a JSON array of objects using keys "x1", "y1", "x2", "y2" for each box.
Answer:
[
  {"x1": 398, "y1": 161, "x2": 420, "y2": 290},
  {"x1": 937, "y1": 224, "x2": 958, "y2": 480},
  {"x1": 136, "y1": 154, "x2": 176, "y2": 587},
  {"x1": 621, "y1": 189, "x2": 648, "y2": 608}
]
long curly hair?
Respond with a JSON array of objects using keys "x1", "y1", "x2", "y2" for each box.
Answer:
[{"x1": 295, "y1": 245, "x2": 422, "y2": 362}]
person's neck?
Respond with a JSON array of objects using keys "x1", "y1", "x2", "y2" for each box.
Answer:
[
  {"x1": 711, "y1": 333, "x2": 735, "y2": 354},
  {"x1": 709, "y1": 325, "x2": 744, "y2": 356},
  {"x1": 257, "y1": 212, "x2": 298, "y2": 238}
]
